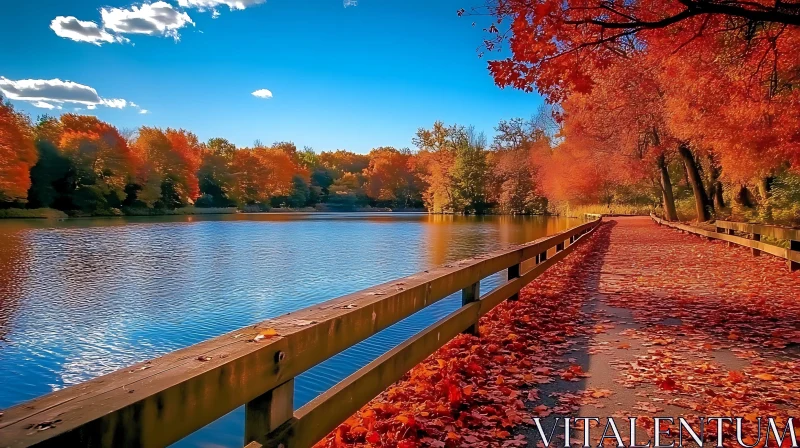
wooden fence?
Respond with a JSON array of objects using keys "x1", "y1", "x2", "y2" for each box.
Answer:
[
  {"x1": 0, "y1": 219, "x2": 602, "y2": 448},
  {"x1": 650, "y1": 215, "x2": 800, "y2": 271}
]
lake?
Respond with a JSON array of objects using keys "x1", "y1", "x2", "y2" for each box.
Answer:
[{"x1": 0, "y1": 212, "x2": 579, "y2": 447}]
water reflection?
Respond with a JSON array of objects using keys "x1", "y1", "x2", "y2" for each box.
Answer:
[
  {"x1": 0, "y1": 213, "x2": 578, "y2": 447},
  {"x1": 0, "y1": 222, "x2": 29, "y2": 343}
]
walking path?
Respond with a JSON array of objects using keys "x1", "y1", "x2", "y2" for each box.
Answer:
[{"x1": 316, "y1": 217, "x2": 800, "y2": 448}]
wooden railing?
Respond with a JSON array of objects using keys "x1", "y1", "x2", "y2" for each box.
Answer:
[
  {"x1": 0, "y1": 219, "x2": 602, "y2": 448},
  {"x1": 650, "y1": 215, "x2": 799, "y2": 271}
]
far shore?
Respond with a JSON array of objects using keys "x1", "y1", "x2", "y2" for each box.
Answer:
[
  {"x1": 0, "y1": 206, "x2": 432, "y2": 220},
  {"x1": 0, "y1": 206, "x2": 636, "y2": 220}
]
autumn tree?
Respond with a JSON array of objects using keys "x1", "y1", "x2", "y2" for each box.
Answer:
[
  {"x1": 413, "y1": 121, "x2": 464, "y2": 213},
  {"x1": 0, "y1": 99, "x2": 37, "y2": 203},
  {"x1": 489, "y1": 117, "x2": 550, "y2": 214},
  {"x1": 475, "y1": 0, "x2": 800, "y2": 101},
  {"x1": 272, "y1": 141, "x2": 299, "y2": 162},
  {"x1": 473, "y1": 0, "x2": 800, "y2": 221},
  {"x1": 230, "y1": 147, "x2": 302, "y2": 207},
  {"x1": 298, "y1": 146, "x2": 319, "y2": 170},
  {"x1": 128, "y1": 127, "x2": 202, "y2": 208},
  {"x1": 27, "y1": 118, "x2": 70, "y2": 209},
  {"x1": 164, "y1": 129, "x2": 202, "y2": 203},
  {"x1": 364, "y1": 147, "x2": 423, "y2": 208},
  {"x1": 197, "y1": 138, "x2": 236, "y2": 207},
  {"x1": 55, "y1": 114, "x2": 134, "y2": 211},
  {"x1": 130, "y1": 127, "x2": 171, "y2": 207},
  {"x1": 319, "y1": 150, "x2": 370, "y2": 179},
  {"x1": 451, "y1": 127, "x2": 491, "y2": 214}
]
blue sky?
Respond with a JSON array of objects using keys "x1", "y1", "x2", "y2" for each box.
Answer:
[{"x1": 1, "y1": 0, "x2": 544, "y2": 153}]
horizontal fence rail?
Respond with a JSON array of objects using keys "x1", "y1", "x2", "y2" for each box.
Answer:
[
  {"x1": 0, "y1": 219, "x2": 602, "y2": 448},
  {"x1": 651, "y1": 215, "x2": 800, "y2": 271}
]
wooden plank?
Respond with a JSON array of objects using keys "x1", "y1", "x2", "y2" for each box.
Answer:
[
  {"x1": 715, "y1": 220, "x2": 800, "y2": 241},
  {"x1": 461, "y1": 282, "x2": 480, "y2": 336},
  {"x1": 752, "y1": 233, "x2": 761, "y2": 256},
  {"x1": 0, "y1": 220, "x2": 599, "y2": 448},
  {"x1": 245, "y1": 379, "x2": 294, "y2": 446},
  {"x1": 506, "y1": 263, "x2": 520, "y2": 301},
  {"x1": 650, "y1": 215, "x2": 796, "y2": 267}
]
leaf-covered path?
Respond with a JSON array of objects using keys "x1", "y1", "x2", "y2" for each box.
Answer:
[{"x1": 317, "y1": 217, "x2": 800, "y2": 448}]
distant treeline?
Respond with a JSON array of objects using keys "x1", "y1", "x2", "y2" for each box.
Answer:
[
  {"x1": 5, "y1": 98, "x2": 795, "y2": 223},
  {"x1": 0, "y1": 98, "x2": 557, "y2": 216}
]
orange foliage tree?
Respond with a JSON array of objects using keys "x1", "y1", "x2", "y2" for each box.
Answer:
[
  {"x1": 319, "y1": 150, "x2": 370, "y2": 179},
  {"x1": 474, "y1": 0, "x2": 800, "y2": 221},
  {"x1": 488, "y1": 117, "x2": 552, "y2": 214},
  {"x1": 364, "y1": 147, "x2": 423, "y2": 208},
  {"x1": 230, "y1": 147, "x2": 302, "y2": 206},
  {"x1": 413, "y1": 121, "x2": 463, "y2": 213},
  {"x1": 58, "y1": 114, "x2": 134, "y2": 204},
  {"x1": 165, "y1": 129, "x2": 203, "y2": 201},
  {"x1": 130, "y1": 127, "x2": 202, "y2": 207},
  {"x1": 0, "y1": 100, "x2": 37, "y2": 203}
]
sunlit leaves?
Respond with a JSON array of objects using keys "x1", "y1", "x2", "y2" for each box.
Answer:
[{"x1": 0, "y1": 100, "x2": 37, "y2": 202}]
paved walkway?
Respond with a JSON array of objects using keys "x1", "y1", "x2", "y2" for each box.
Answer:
[{"x1": 522, "y1": 217, "x2": 800, "y2": 447}]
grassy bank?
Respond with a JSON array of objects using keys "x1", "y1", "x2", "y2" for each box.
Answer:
[
  {"x1": 0, "y1": 208, "x2": 68, "y2": 219},
  {"x1": 553, "y1": 203, "x2": 656, "y2": 218}
]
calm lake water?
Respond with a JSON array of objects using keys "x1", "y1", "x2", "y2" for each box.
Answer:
[{"x1": 0, "y1": 212, "x2": 578, "y2": 447}]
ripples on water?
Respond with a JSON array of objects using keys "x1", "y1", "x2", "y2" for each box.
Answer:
[{"x1": 0, "y1": 213, "x2": 577, "y2": 447}]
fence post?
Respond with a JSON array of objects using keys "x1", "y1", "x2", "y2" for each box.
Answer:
[
  {"x1": 245, "y1": 378, "x2": 295, "y2": 447},
  {"x1": 507, "y1": 263, "x2": 520, "y2": 301},
  {"x1": 751, "y1": 233, "x2": 761, "y2": 256},
  {"x1": 726, "y1": 228, "x2": 735, "y2": 247},
  {"x1": 462, "y1": 282, "x2": 480, "y2": 336},
  {"x1": 790, "y1": 239, "x2": 799, "y2": 272}
]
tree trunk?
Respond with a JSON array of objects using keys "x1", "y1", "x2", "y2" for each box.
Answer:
[
  {"x1": 712, "y1": 183, "x2": 724, "y2": 210},
  {"x1": 657, "y1": 154, "x2": 678, "y2": 221},
  {"x1": 756, "y1": 176, "x2": 773, "y2": 220},
  {"x1": 705, "y1": 154, "x2": 724, "y2": 211},
  {"x1": 678, "y1": 144, "x2": 711, "y2": 222},
  {"x1": 756, "y1": 177, "x2": 771, "y2": 202},
  {"x1": 734, "y1": 184, "x2": 754, "y2": 208}
]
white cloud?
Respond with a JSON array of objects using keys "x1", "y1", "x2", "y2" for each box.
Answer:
[
  {"x1": 32, "y1": 101, "x2": 56, "y2": 109},
  {"x1": 252, "y1": 89, "x2": 273, "y2": 99},
  {"x1": 101, "y1": 1, "x2": 194, "y2": 41},
  {"x1": 50, "y1": 16, "x2": 127, "y2": 45},
  {"x1": 101, "y1": 98, "x2": 128, "y2": 108},
  {"x1": 0, "y1": 77, "x2": 141, "y2": 111},
  {"x1": 139, "y1": 109, "x2": 149, "y2": 114},
  {"x1": 211, "y1": 9, "x2": 220, "y2": 18},
  {"x1": 177, "y1": 0, "x2": 265, "y2": 11}
]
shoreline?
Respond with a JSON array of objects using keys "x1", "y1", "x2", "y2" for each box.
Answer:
[
  {"x1": 0, "y1": 207, "x2": 431, "y2": 220},
  {"x1": 0, "y1": 207, "x2": 592, "y2": 220}
]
